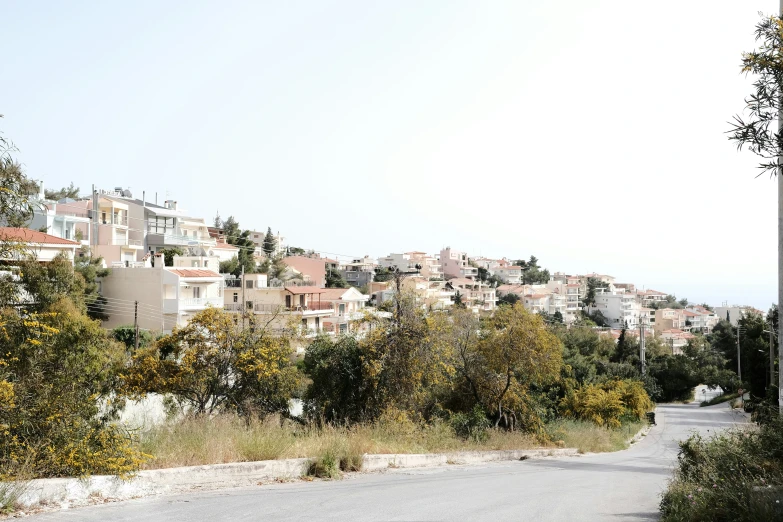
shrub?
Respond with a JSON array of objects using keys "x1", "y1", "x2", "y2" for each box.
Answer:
[
  {"x1": 660, "y1": 416, "x2": 783, "y2": 521},
  {"x1": 0, "y1": 300, "x2": 148, "y2": 478},
  {"x1": 559, "y1": 379, "x2": 652, "y2": 428},
  {"x1": 449, "y1": 405, "x2": 491, "y2": 442}
]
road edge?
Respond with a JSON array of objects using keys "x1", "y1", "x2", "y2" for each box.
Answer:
[{"x1": 9, "y1": 448, "x2": 579, "y2": 513}]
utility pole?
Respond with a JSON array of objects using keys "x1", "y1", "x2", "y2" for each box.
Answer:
[
  {"x1": 779, "y1": 0, "x2": 783, "y2": 414},
  {"x1": 241, "y1": 264, "x2": 245, "y2": 331},
  {"x1": 639, "y1": 319, "x2": 646, "y2": 376},
  {"x1": 134, "y1": 300, "x2": 139, "y2": 351},
  {"x1": 769, "y1": 327, "x2": 775, "y2": 393},
  {"x1": 737, "y1": 326, "x2": 742, "y2": 383}
]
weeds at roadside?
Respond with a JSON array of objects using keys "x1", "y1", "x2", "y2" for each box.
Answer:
[{"x1": 0, "y1": 479, "x2": 29, "y2": 515}]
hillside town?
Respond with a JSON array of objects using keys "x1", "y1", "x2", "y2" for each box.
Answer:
[{"x1": 6, "y1": 183, "x2": 766, "y2": 355}]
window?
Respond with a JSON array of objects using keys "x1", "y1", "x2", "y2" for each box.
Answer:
[
  {"x1": 65, "y1": 229, "x2": 70, "y2": 239},
  {"x1": 101, "y1": 211, "x2": 107, "y2": 224},
  {"x1": 315, "y1": 317, "x2": 320, "y2": 329},
  {"x1": 246, "y1": 280, "x2": 253, "y2": 289},
  {"x1": 233, "y1": 293, "x2": 238, "y2": 303},
  {"x1": 246, "y1": 301, "x2": 253, "y2": 310},
  {"x1": 193, "y1": 287, "x2": 201, "y2": 299},
  {"x1": 340, "y1": 324, "x2": 347, "y2": 334},
  {"x1": 149, "y1": 216, "x2": 174, "y2": 233}
]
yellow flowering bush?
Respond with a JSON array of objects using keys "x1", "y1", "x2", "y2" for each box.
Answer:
[{"x1": 0, "y1": 299, "x2": 148, "y2": 479}]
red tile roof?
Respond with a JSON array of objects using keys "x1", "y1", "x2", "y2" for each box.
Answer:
[
  {"x1": 168, "y1": 269, "x2": 221, "y2": 278},
  {"x1": 0, "y1": 227, "x2": 79, "y2": 245}
]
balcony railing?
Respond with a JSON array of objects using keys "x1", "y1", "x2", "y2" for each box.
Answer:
[
  {"x1": 166, "y1": 297, "x2": 223, "y2": 312},
  {"x1": 110, "y1": 238, "x2": 143, "y2": 247},
  {"x1": 147, "y1": 230, "x2": 217, "y2": 247},
  {"x1": 99, "y1": 215, "x2": 128, "y2": 226},
  {"x1": 243, "y1": 302, "x2": 334, "y2": 314}
]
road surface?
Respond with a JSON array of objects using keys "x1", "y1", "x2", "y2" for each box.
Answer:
[{"x1": 30, "y1": 387, "x2": 746, "y2": 522}]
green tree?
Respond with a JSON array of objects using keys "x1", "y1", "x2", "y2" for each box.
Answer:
[
  {"x1": 0, "y1": 124, "x2": 39, "y2": 231},
  {"x1": 74, "y1": 247, "x2": 111, "y2": 321},
  {"x1": 325, "y1": 270, "x2": 348, "y2": 288},
  {"x1": 373, "y1": 267, "x2": 395, "y2": 282},
  {"x1": 497, "y1": 292, "x2": 519, "y2": 306},
  {"x1": 460, "y1": 304, "x2": 562, "y2": 430},
  {"x1": 303, "y1": 335, "x2": 368, "y2": 423},
  {"x1": 159, "y1": 247, "x2": 183, "y2": 267},
  {"x1": 514, "y1": 255, "x2": 551, "y2": 284},
  {"x1": 221, "y1": 216, "x2": 256, "y2": 277},
  {"x1": 219, "y1": 255, "x2": 239, "y2": 275},
  {"x1": 43, "y1": 182, "x2": 79, "y2": 201},
  {"x1": 262, "y1": 227, "x2": 276, "y2": 256},
  {"x1": 125, "y1": 307, "x2": 299, "y2": 417},
  {"x1": 112, "y1": 325, "x2": 153, "y2": 351}
]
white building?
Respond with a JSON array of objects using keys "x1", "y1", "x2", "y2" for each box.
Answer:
[
  {"x1": 588, "y1": 289, "x2": 642, "y2": 328},
  {"x1": 0, "y1": 228, "x2": 80, "y2": 264},
  {"x1": 100, "y1": 253, "x2": 224, "y2": 333}
]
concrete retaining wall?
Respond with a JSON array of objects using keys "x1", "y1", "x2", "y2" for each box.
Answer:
[{"x1": 14, "y1": 448, "x2": 577, "y2": 509}]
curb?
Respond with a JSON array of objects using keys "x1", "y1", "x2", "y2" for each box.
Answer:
[{"x1": 12, "y1": 448, "x2": 578, "y2": 510}]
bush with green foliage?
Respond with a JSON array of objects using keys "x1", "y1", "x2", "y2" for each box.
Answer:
[
  {"x1": 449, "y1": 405, "x2": 491, "y2": 442},
  {"x1": 660, "y1": 415, "x2": 783, "y2": 521}
]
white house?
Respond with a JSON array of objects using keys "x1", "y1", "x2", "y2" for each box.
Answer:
[
  {"x1": 100, "y1": 253, "x2": 224, "y2": 332},
  {"x1": 0, "y1": 228, "x2": 80, "y2": 264}
]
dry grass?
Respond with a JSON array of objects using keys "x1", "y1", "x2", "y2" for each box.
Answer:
[
  {"x1": 138, "y1": 414, "x2": 639, "y2": 471},
  {"x1": 545, "y1": 419, "x2": 646, "y2": 454},
  {"x1": 138, "y1": 414, "x2": 542, "y2": 471}
]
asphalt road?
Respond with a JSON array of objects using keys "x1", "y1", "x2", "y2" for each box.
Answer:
[{"x1": 31, "y1": 386, "x2": 746, "y2": 522}]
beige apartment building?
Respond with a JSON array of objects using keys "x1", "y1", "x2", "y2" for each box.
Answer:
[{"x1": 100, "y1": 254, "x2": 224, "y2": 332}]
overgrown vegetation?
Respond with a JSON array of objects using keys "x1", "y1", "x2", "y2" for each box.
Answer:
[
  {"x1": 659, "y1": 13, "x2": 783, "y2": 520},
  {"x1": 660, "y1": 415, "x2": 783, "y2": 521}
]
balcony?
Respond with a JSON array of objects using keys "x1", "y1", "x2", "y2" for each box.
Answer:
[
  {"x1": 110, "y1": 238, "x2": 143, "y2": 248},
  {"x1": 164, "y1": 296, "x2": 223, "y2": 313},
  {"x1": 99, "y1": 215, "x2": 128, "y2": 227},
  {"x1": 147, "y1": 230, "x2": 217, "y2": 247},
  {"x1": 250, "y1": 302, "x2": 334, "y2": 314}
]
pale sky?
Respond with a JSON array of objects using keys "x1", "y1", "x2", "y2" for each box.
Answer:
[{"x1": 1, "y1": 1, "x2": 778, "y2": 310}]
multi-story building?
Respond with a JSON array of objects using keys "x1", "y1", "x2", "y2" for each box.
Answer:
[
  {"x1": 61, "y1": 190, "x2": 219, "y2": 266},
  {"x1": 319, "y1": 287, "x2": 369, "y2": 335},
  {"x1": 493, "y1": 265, "x2": 523, "y2": 284},
  {"x1": 588, "y1": 289, "x2": 642, "y2": 328},
  {"x1": 685, "y1": 305, "x2": 719, "y2": 332},
  {"x1": 100, "y1": 253, "x2": 224, "y2": 332},
  {"x1": 440, "y1": 247, "x2": 478, "y2": 280},
  {"x1": 340, "y1": 256, "x2": 376, "y2": 287},
  {"x1": 406, "y1": 252, "x2": 442, "y2": 280},
  {"x1": 223, "y1": 274, "x2": 333, "y2": 343},
  {"x1": 653, "y1": 308, "x2": 687, "y2": 334},
  {"x1": 638, "y1": 289, "x2": 668, "y2": 306},
  {"x1": 29, "y1": 183, "x2": 91, "y2": 245},
  {"x1": 447, "y1": 277, "x2": 496, "y2": 313},
  {"x1": 377, "y1": 253, "x2": 412, "y2": 272}
]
